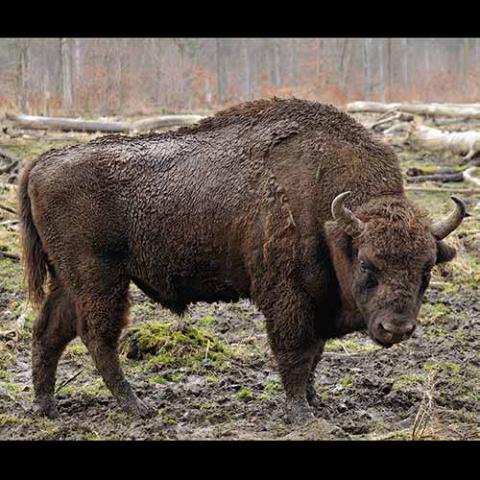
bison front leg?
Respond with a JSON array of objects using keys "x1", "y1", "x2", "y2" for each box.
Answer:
[
  {"x1": 306, "y1": 341, "x2": 325, "y2": 408},
  {"x1": 274, "y1": 346, "x2": 317, "y2": 424},
  {"x1": 263, "y1": 299, "x2": 320, "y2": 424}
]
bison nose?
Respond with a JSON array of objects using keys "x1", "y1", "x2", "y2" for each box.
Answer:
[
  {"x1": 379, "y1": 320, "x2": 416, "y2": 340},
  {"x1": 403, "y1": 322, "x2": 416, "y2": 336}
]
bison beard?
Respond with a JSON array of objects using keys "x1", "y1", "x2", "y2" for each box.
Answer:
[{"x1": 18, "y1": 98, "x2": 465, "y2": 423}]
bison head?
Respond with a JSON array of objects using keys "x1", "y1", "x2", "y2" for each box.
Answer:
[{"x1": 325, "y1": 192, "x2": 465, "y2": 348}]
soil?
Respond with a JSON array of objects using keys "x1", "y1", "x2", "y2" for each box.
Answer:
[{"x1": 0, "y1": 118, "x2": 479, "y2": 440}]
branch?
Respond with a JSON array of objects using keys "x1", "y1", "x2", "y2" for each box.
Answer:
[{"x1": 0, "y1": 204, "x2": 17, "y2": 215}]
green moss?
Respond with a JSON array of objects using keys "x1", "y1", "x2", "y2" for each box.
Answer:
[
  {"x1": 325, "y1": 338, "x2": 379, "y2": 353},
  {"x1": 236, "y1": 387, "x2": 254, "y2": 401},
  {"x1": 419, "y1": 302, "x2": 450, "y2": 325},
  {"x1": 61, "y1": 378, "x2": 108, "y2": 397},
  {"x1": 391, "y1": 373, "x2": 426, "y2": 392},
  {"x1": 121, "y1": 321, "x2": 231, "y2": 376},
  {"x1": 0, "y1": 347, "x2": 15, "y2": 372},
  {"x1": 158, "y1": 408, "x2": 177, "y2": 425},
  {"x1": 0, "y1": 369, "x2": 13, "y2": 382},
  {"x1": 0, "y1": 259, "x2": 22, "y2": 291},
  {"x1": 0, "y1": 414, "x2": 32, "y2": 428},
  {"x1": 198, "y1": 315, "x2": 216, "y2": 328},
  {"x1": 339, "y1": 375, "x2": 353, "y2": 388},
  {"x1": 206, "y1": 374, "x2": 220, "y2": 384},
  {"x1": 65, "y1": 340, "x2": 88, "y2": 357},
  {"x1": 423, "y1": 361, "x2": 479, "y2": 402},
  {"x1": 424, "y1": 360, "x2": 461, "y2": 376},
  {"x1": 264, "y1": 381, "x2": 282, "y2": 393}
]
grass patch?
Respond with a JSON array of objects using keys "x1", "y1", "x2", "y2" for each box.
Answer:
[
  {"x1": 419, "y1": 302, "x2": 450, "y2": 325},
  {"x1": 236, "y1": 387, "x2": 254, "y2": 402},
  {"x1": 391, "y1": 373, "x2": 426, "y2": 392},
  {"x1": 120, "y1": 321, "x2": 231, "y2": 375},
  {"x1": 325, "y1": 338, "x2": 379, "y2": 353}
]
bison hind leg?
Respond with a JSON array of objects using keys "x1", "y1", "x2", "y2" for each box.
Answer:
[
  {"x1": 77, "y1": 286, "x2": 155, "y2": 419},
  {"x1": 32, "y1": 282, "x2": 77, "y2": 418}
]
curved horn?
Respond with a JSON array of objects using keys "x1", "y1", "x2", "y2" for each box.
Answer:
[
  {"x1": 431, "y1": 196, "x2": 466, "y2": 240},
  {"x1": 331, "y1": 191, "x2": 365, "y2": 237}
]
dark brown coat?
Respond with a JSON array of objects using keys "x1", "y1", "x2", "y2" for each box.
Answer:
[{"x1": 19, "y1": 98, "x2": 464, "y2": 422}]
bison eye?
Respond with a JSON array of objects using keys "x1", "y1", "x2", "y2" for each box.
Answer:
[{"x1": 364, "y1": 271, "x2": 378, "y2": 289}]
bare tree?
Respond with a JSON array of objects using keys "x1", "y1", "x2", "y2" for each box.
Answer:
[
  {"x1": 363, "y1": 38, "x2": 373, "y2": 100},
  {"x1": 60, "y1": 38, "x2": 73, "y2": 112},
  {"x1": 16, "y1": 38, "x2": 29, "y2": 113},
  {"x1": 378, "y1": 39, "x2": 386, "y2": 102},
  {"x1": 401, "y1": 38, "x2": 409, "y2": 94},
  {"x1": 242, "y1": 38, "x2": 253, "y2": 99},
  {"x1": 215, "y1": 38, "x2": 227, "y2": 104}
]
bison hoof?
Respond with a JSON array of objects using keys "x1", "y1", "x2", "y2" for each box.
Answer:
[
  {"x1": 306, "y1": 392, "x2": 322, "y2": 409},
  {"x1": 34, "y1": 398, "x2": 59, "y2": 419},
  {"x1": 306, "y1": 385, "x2": 322, "y2": 409},
  {"x1": 124, "y1": 397, "x2": 156, "y2": 419},
  {"x1": 285, "y1": 400, "x2": 315, "y2": 425}
]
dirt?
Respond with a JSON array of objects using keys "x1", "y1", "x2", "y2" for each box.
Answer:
[{"x1": 0, "y1": 124, "x2": 479, "y2": 441}]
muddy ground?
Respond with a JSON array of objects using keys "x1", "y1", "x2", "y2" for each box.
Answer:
[{"x1": 0, "y1": 115, "x2": 479, "y2": 440}]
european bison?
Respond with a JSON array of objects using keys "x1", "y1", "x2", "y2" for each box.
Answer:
[{"x1": 19, "y1": 98, "x2": 465, "y2": 423}]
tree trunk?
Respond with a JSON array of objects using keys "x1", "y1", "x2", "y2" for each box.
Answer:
[
  {"x1": 17, "y1": 39, "x2": 29, "y2": 114},
  {"x1": 72, "y1": 38, "x2": 81, "y2": 111},
  {"x1": 243, "y1": 39, "x2": 252, "y2": 100},
  {"x1": 401, "y1": 38, "x2": 409, "y2": 94},
  {"x1": 60, "y1": 38, "x2": 73, "y2": 113},
  {"x1": 387, "y1": 38, "x2": 393, "y2": 98},
  {"x1": 215, "y1": 39, "x2": 227, "y2": 105},
  {"x1": 378, "y1": 39, "x2": 386, "y2": 103},
  {"x1": 463, "y1": 38, "x2": 470, "y2": 86},
  {"x1": 363, "y1": 38, "x2": 373, "y2": 100}
]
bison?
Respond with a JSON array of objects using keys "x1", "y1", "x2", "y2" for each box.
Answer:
[{"x1": 18, "y1": 98, "x2": 465, "y2": 423}]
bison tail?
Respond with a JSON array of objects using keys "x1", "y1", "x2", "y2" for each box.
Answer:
[{"x1": 18, "y1": 159, "x2": 48, "y2": 308}]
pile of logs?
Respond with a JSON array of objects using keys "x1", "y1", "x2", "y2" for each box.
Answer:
[{"x1": 346, "y1": 101, "x2": 480, "y2": 206}]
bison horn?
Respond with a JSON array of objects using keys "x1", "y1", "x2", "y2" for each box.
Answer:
[
  {"x1": 431, "y1": 196, "x2": 466, "y2": 240},
  {"x1": 331, "y1": 191, "x2": 365, "y2": 237}
]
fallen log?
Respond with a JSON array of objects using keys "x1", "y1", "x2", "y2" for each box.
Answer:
[
  {"x1": 405, "y1": 186, "x2": 480, "y2": 194},
  {"x1": 5, "y1": 112, "x2": 206, "y2": 134},
  {"x1": 366, "y1": 112, "x2": 414, "y2": 130},
  {"x1": 6, "y1": 113, "x2": 131, "y2": 133},
  {"x1": 463, "y1": 166, "x2": 480, "y2": 187},
  {"x1": 129, "y1": 115, "x2": 206, "y2": 132},
  {"x1": 347, "y1": 101, "x2": 480, "y2": 119},
  {"x1": 406, "y1": 172, "x2": 464, "y2": 183},
  {"x1": 407, "y1": 123, "x2": 480, "y2": 161}
]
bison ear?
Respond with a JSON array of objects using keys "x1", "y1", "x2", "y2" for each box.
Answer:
[{"x1": 436, "y1": 240, "x2": 456, "y2": 264}]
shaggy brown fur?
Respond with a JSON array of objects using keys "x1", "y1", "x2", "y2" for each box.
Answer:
[{"x1": 18, "y1": 98, "x2": 461, "y2": 422}]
